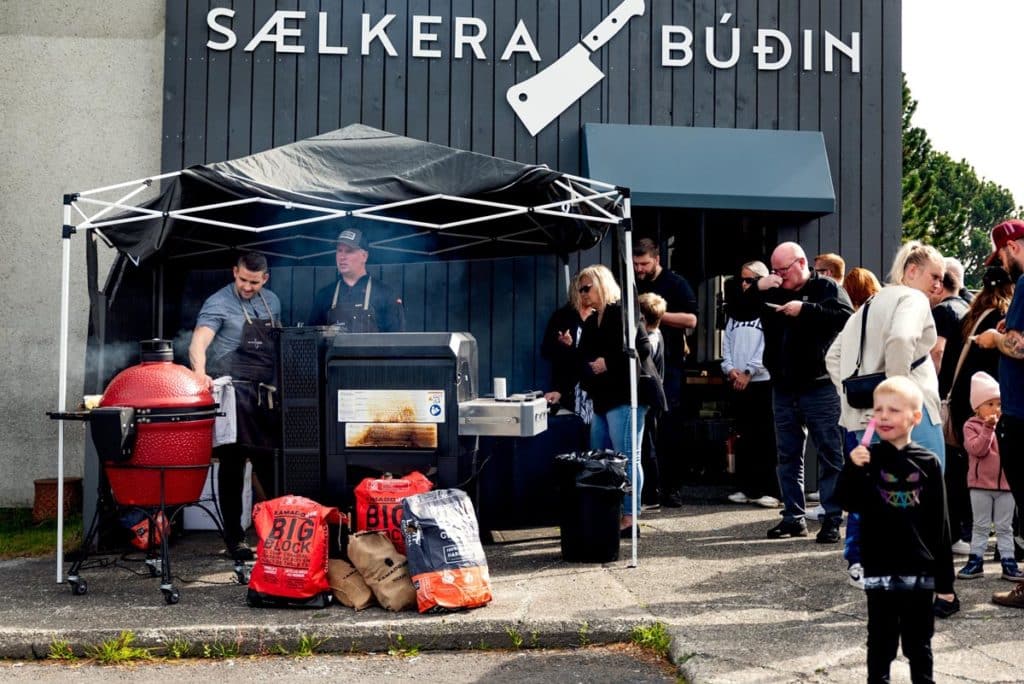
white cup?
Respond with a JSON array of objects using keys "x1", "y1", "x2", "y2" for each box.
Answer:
[{"x1": 493, "y1": 377, "x2": 507, "y2": 400}]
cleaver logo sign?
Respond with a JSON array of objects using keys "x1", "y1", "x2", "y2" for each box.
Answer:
[{"x1": 506, "y1": 0, "x2": 645, "y2": 137}]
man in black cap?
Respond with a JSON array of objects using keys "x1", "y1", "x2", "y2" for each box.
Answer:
[{"x1": 308, "y1": 228, "x2": 406, "y2": 332}]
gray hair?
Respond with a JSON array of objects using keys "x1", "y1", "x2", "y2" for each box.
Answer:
[{"x1": 742, "y1": 260, "x2": 769, "y2": 278}]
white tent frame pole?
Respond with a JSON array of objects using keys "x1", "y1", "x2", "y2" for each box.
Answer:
[
  {"x1": 623, "y1": 194, "x2": 639, "y2": 569},
  {"x1": 56, "y1": 204, "x2": 73, "y2": 583},
  {"x1": 77, "y1": 171, "x2": 180, "y2": 197}
]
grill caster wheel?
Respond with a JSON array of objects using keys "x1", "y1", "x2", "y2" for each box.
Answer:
[
  {"x1": 70, "y1": 579, "x2": 88, "y2": 596},
  {"x1": 163, "y1": 587, "x2": 180, "y2": 605},
  {"x1": 233, "y1": 561, "x2": 249, "y2": 585}
]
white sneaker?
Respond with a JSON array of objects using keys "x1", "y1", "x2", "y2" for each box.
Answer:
[
  {"x1": 751, "y1": 495, "x2": 781, "y2": 508},
  {"x1": 727, "y1": 492, "x2": 749, "y2": 504},
  {"x1": 847, "y1": 562, "x2": 865, "y2": 590},
  {"x1": 806, "y1": 491, "x2": 821, "y2": 503},
  {"x1": 807, "y1": 504, "x2": 826, "y2": 520},
  {"x1": 951, "y1": 540, "x2": 971, "y2": 556}
]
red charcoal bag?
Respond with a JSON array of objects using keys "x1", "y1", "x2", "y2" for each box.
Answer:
[
  {"x1": 247, "y1": 496, "x2": 345, "y2": 608},
  {"x1": 354, "y1": 472, "x2": 432, "y2": 554}
]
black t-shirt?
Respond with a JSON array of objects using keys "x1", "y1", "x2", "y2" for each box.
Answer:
[
  {"x1": 933, "y1": 296, "x2": 969, "y2": 396},
  {"x1": 636, "y1": 268, "x2": 697, "y2": 367}
]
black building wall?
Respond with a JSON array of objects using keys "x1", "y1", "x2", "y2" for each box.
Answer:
[{"x1": 160, "y1": 0, "x2": 902, "y2": 395}]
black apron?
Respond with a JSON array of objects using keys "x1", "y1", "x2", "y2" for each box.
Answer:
[
  {"x1": 329, "y1": 277, "x2": 379, "y2": 333},
  {"x1": 214, "y1": 292, "x2": 280, "y2": 449}
]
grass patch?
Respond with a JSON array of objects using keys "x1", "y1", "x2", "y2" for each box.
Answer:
[
  {"x1": 85, "y1": 631, "x2": 153, "y2": 665},
  {"x1": 203, "y1": 639, "x2": 242, "y2": 659},
  {"x1": 48, "y1": 638, "x2": 76, "y2": 661},
  {"x1": 387, "y1": 633, "x2": 420, "y2": 658},
  {"x1": 295, "y1": 633, "x2": 325, "y2": 657},
  {"x1": 631, "y1": 622, "x2": 672, "y2": 659},
  {"x1": 0, "y1": 508, "x2": 82, "y2": 559},
  {"x1": 163, "y1": 638, "x2": 193, "y2": 659},
  {"x1": 505, "y1": 625, "x2": 524, "y2": 650}
]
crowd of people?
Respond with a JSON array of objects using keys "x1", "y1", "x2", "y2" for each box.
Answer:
[{"x1": 542, "y1": 220, "x2": 1024, "y2": 683}]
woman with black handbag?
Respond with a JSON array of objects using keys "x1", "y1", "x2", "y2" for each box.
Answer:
[{"x1": 826, "y1": 241, "x2": 958, "y2": 615}]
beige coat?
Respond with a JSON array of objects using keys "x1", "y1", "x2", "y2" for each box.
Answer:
[{"x1": 825, "y1": 284, "x2": 940, "y2": 431}]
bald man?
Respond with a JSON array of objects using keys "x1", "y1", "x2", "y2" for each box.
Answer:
[{"x1": 744, "y1": 242, "x2": 853, "y2": 542}]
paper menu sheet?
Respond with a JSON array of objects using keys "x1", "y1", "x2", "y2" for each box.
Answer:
[{"x1": 337, "y1": 389, "x2": 445, "y2": 423}]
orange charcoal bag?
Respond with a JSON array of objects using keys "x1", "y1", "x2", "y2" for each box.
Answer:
[
  {"x1": 246, "y1": 495, "x2": 345, "y2": 609},
  {"x1": 354, "y1": 471, "x2": 432, "y2": 554},
  {"x1": 401, "y1": 489, "x2": 493, "y2": 614}
]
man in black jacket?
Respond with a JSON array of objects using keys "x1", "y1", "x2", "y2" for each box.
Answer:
[{"x1": 746, "y1": 241, "x2": 853, "y2": 541}]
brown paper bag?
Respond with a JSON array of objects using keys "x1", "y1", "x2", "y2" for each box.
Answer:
[
  {"x1": 327, "y1": 559, "x2": 375, "y2": 611},
  {"x1": 347, "y1": 531, "x2": 417, "y2": 611}
]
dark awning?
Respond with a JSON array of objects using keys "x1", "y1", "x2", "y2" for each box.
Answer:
[{"x1": 582, "y1": 123, "x2": 836, "y2": 215}]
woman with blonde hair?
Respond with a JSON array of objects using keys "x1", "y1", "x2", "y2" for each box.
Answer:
[
  {"x1": 576, "y1": 264, "x2": 666, "y2": 536},
  {"x1": 827, "y1": 241, "x2": 956, "y2": 613}
]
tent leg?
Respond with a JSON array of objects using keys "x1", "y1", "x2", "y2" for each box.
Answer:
[
  {"x1": 621, "y1": 193, "x2": 639, "y2": 569},
  {"x1": 56, "y1": 208, "x2": 75, "y2": 584}
]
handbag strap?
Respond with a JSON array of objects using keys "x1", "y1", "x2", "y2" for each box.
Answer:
[
  {"x1": 944, "y1": 308, "x2": 996, "y2": 401},
  {"x1": 853, "y1": 297, "x2": 873, "y2": 372}
]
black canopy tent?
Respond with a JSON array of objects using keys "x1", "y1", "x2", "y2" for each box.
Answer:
[{"x1": 55, "y1": 124, "x2": 644, "y2": 579}]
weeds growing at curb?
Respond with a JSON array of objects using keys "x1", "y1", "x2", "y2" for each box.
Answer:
[
  {"x1": 163, "y1": 638, "x2": 193, "y2": 659},
  {"x1": 387, "y1": 633, "x2": 420, "y2": 658},
  {"x1": 630, "y1": 622, "x2": 671, "y2": 659},
  {"x1": 295, "y1": 633, "x2": 325, "y2": 657},
  {"x1": 578, "y1": 621, "x2": 591, "y2": 647},
  {"x1": 47, "y1": 638, "x2": 76, "y2": 661},
  {"x1": 203, "y1": 639, "x2": 241, "y2": 659},
  {"x1": 85, "y1": 631, "x2": 153, "y2": 665},
  {"x1": 530, "y1": 630, "x2": 541, "y2": 649},
  {"x1": 505, "y1": 626, "x2": 524, "y2": 650}
]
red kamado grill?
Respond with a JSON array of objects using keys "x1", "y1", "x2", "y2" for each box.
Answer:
[{"x1": 91, "y1": 339, "x2": 217, "y2": 506}]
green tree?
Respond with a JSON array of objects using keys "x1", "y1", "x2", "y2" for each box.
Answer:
[{"x1": 902, "y1": 75, "x2": 1019, "y2": 286}]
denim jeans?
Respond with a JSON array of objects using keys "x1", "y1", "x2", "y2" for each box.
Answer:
[
  {"x1": 591, "y1": 404, "x2": 648, "y2": 517},
  {"x1": 773, "y1": 381, "x2": 845, "y2": 525}
]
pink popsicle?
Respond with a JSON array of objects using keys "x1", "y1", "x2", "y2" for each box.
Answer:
[{"x1": 861, "y1": 418, "x2": 877, "y2": 446}]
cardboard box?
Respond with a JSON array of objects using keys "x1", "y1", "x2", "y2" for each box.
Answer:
[{"x1": 182, "y1": 461, "x2": 252, "y2": 531}]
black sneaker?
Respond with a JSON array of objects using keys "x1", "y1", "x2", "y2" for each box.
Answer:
[
  {"x1": 767, "y1": 519, "x2": 808, "y2": 539},
  {"x1": 815, "y1": 521, "x2": 841, "y2": 544},
  {"x1": 227, "y1": 541, "x2": 254, "y2": 562},
  {"x1": 934, "y1": 594, "x2": 960, "y2": 619}
]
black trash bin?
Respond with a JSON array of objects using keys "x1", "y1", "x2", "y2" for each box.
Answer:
[{"x1": 555, "y1": 450, "x2": 630, "y2": 563}]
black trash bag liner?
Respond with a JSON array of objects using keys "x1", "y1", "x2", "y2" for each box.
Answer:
[{"x1": 554, "y1": 449, "x2": 632, "y2": 494}]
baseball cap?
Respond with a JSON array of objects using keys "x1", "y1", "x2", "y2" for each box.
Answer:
[
  {"x1": 336, "y1": 228, "x2": 366, "y2": 250},
  {"x1": 984, "y1": 219, "x2": 1024, "y2": 266}
]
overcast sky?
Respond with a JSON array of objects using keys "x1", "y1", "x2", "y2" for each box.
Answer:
[{"x1": 902, "y1": 1, "x2": 1024, "y2": 207}]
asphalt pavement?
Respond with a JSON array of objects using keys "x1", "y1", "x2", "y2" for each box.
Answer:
[{"x1": 1, "y1": 485, "x2": 1022, "y2": 683}]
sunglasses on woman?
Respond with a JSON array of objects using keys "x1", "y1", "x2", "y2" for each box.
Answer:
[
  {"x1": 740, "y1": 277, "x2": 759, "y2": 285},
  {"x1": 578, "y1": 284, "x2": 593, "y2": 294}
]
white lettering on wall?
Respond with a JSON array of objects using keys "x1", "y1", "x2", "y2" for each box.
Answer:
[
  {"x1": 661, "y1": 26, "x2": 693, "y2": 67},
  {"x1": 207, "y1": 7, "x2": 237, "y2": 50},
  {"x1": 753, "y1": 29, "x2": 792, "y2": 70},
  {"x1": 454, "y1": 17, "x2": 487, "y2": 60},
  {"x1": 362, "y1": 14, "x2": 397, "y2": 57},
  {"x1": 412, "y1": 15, "x2": 442, "y2": 58},
  {"x1": 318, "y1": 11, "x2": 347, "y2": 55},
  {"x1": 824, "y1": 31, "x2": 860, "y2": 73},
  {"x1": 203, "y1": 9, "x2": 862, "y2": 74},
  {"x1": 500, "y1": 20, "x2": 541, "y2": 62},
  {"x1": 244, "y1": 10, "x2": 305, "y2": 54}
]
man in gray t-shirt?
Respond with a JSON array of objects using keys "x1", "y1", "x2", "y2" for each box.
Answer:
[
  {"x1": 190, "y1": 257, "x2": 281, "y2": 383},
  {"x1": 188, "y1": 252, "x2": 280, "y2": 561}
]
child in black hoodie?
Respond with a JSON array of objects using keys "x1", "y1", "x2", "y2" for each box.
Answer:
[{"x1": 836, "y1": 376, "x2": 954, "y2": 684}]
